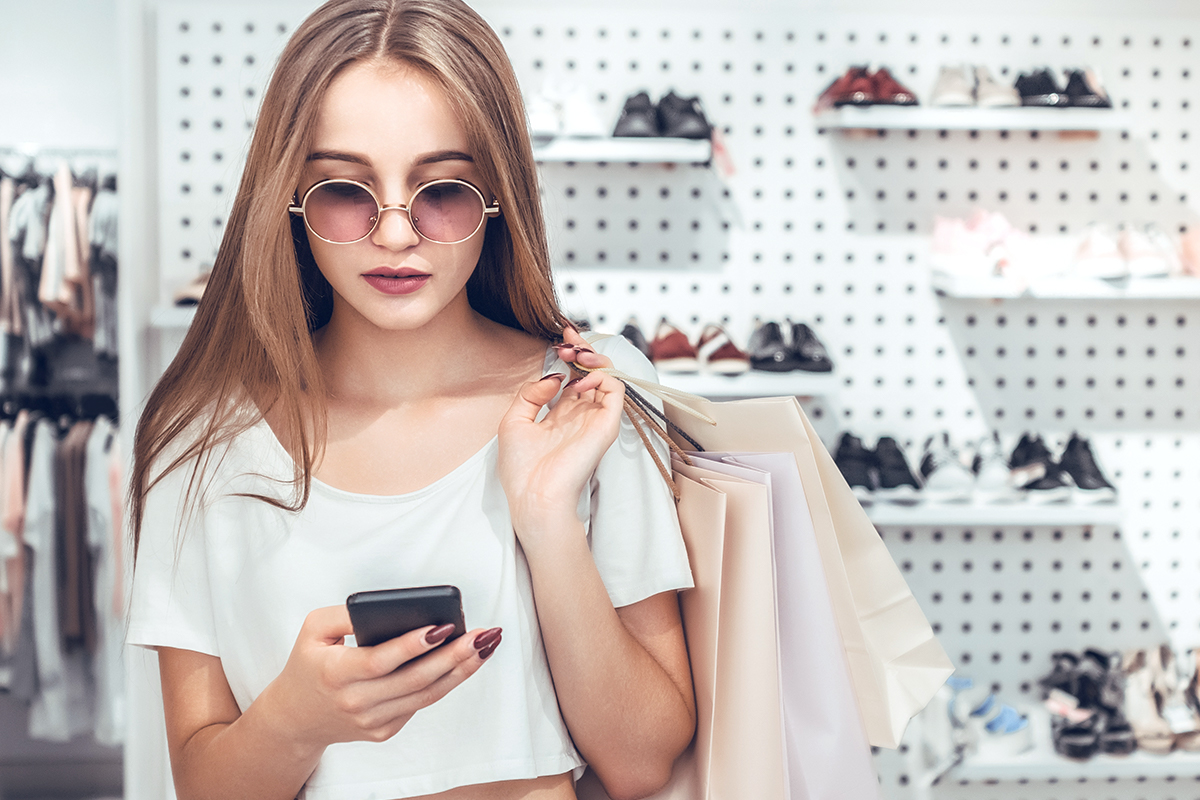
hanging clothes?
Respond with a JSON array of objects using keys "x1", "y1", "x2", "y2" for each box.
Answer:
[
  {"x1": 88, "y1": 184, "x2": 118, "y2": 358},
  {"x1": 0, "y1": 175, "x2": 20, "y2": 337},
  {"x1": 26, "y1": 417, "x2": 93, "y2": 742},
  {"x1": 86, "y1": 416, "x2": 123, "y2": 745}
]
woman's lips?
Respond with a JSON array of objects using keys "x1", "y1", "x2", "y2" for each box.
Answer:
[{"x1": 362, "y1": 268, "x2": 430, "y2": 296}]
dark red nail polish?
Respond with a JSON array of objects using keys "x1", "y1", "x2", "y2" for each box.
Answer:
[
  {"x1": 539, "y1": 373, "x2": 565, "y2": 382},
  {"x1": 552, "y1": 342, "x2": 574, "y2": 350},
  {"x1": 574, "y1": 346, "x2": 595, "y2": 355},
  {"x1": 425, "y1": 624, "x2": 456, "y2": 646},
  {"x1": 479, "y1": 637, "x2": 501, "y2": 659},
  {"x1": 474, "y1": 627, "x2": 502, "y2": 650},
  {"x1": 563, "y1": 378, "x2": 582, "y2": 389}
]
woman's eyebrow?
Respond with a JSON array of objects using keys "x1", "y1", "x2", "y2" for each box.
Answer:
[
  {"x1": 413, "y1": 150, "x2": 475, "y2": 166},
  {"x1": 306, "y1": 150, "x2": 371, "y2": 165},
  {"x1": 305, "y1": 149, "x2": 475, "y2": 167}
]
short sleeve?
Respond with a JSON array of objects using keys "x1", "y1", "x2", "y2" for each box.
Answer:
[
  {"x1": 125, "y1": 457, "x2": 220, "y2": 656},
  {"x1": 581, "y1": 334, "x2": 694, "y2": 607}
]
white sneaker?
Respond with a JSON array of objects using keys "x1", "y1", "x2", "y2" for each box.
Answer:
[
  {"x1": 559, "y1": 88, "x2": 607, "y2": 138},
  {"x1": 971, "y1": 432, "x2": 1021, "y2": 504},
  {"x1": 1122, "y1": 224, "x2": 1180, "y2": 278},
  {"x1": 918, "y1": 433, "x2": 974, "y2": 503},
  {"x1": 974, "y1": 66, "x2": 1021, "y2": 107},
  {"x1": 1073, "y1": 224, "x2": 1128, "y2": 280},
  {"x1": 526, "y1": 93, "x2": 561, "y2": 140},
  {"x1": 931, "y1": 65, "x2": 975, "y2": 106}
]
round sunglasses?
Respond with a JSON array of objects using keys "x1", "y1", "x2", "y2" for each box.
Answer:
[{"x1": 289, "y1": 177, "x2": 501, "y2": 245}]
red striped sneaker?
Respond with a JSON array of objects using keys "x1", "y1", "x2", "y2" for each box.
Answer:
[
  {"x1": 696, "y1": 324, "x2": 750, "y2": 375},
  {"x1": 649, "y1": 320, "x2": 700, "y2": 373}
]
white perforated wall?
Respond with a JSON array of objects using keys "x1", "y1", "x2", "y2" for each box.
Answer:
[{"x1": 151, "y1": 4, "x2": 1200, "y2": 798}]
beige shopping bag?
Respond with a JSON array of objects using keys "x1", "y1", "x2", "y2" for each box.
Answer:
[
  {"x1": 658, "y1": 393, "x2": 954, "y2": 749},
  {"x1": 577, "y1": 464, "x2": 788, "y2": 800}
]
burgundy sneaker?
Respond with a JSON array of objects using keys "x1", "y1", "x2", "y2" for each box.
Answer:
[
  {"x1": 871, "y1": 67, "x2": 918, "y2": 105},
  {"x1": 814, "y1": 65, "x2": 874, "y2": 111},
  {"x1": 649, "y1": 320, "x2": 700, "y2": 374},
  {"x1": 696, "y1": 324, "x2": 749, "y2": 376}
]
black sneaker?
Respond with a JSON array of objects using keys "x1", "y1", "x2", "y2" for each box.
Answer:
[
  {"x1": 873, "y1": 437, "x2": 921, "y2": 504},
  {"x1": 1008, "y1": 433, "x2": 1072, "y2": 503},
  {"x1": 656, "y1": 91, "x2": 713, "y2": 139},
  {"x1": 834, "y1": 432, "x2": 877, "y2": 504},
  {"x1": 789, "y1": 323, "x2": 833, "y2": 373},
  {"x1": 1064, "y1": 69, "x2": 1112, "y2": 108},
  {"x1": 613, "y1": 91, "x2": 658, "y2": 137},
  {"x1": 747, "y1": 321, "x2": 800, "y2": 372},
  {"x1": 1015, "y1": 69, "x2": 1069, "y2": 107},
  {"x1": 619, "y1": 318, "x2": 652, "y2": 360},
  {"x1": 1059, "y1": 433, "x2": 1116, "y2": 504}
]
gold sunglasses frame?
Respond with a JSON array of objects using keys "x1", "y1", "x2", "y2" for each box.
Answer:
[{"x1": 288, "y1": 177, "x2": 501, "y2": 245}]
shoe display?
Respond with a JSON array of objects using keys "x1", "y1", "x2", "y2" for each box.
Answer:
[
  {"x1": 788, "y1": 322, "x2": 834, "y2": 373},
  {"x1": 656, "y1": 91, "x2": 713, "y2": 139},
  {"x1": 1015, "y1": 68, "x2": 1069, "y2": 107},
  {"x1": 970, "y1": 432, "x2": 1021, "y2": 504},
  {"x1": 525, "y1": 93, "x2": 561, "y2": 140},
  {"x1": 1058, "y1": 434, "x2": 1117, "y2": 504},
  {"x1": 612, "y1": 91, "x2": 658, "y2": 137},
  {"x1": 1008, "y1": 433, "x2": 1072, "y2": 503},
  {"x1": 173, "y1": 270, "x2": 211, "y2": 306},
  {"x1": 974, "y1": 66, "x2": 1021, "y2": 107},
  {"x1": 1122, "y1": 649, "x2": 1176, "y2": 753},
  {"x1": 918, "y1": 432, "x2": 974, "y2": 503},
  {"x1": 746, "y1": 321, "x2": 800, "y2": 373},
  {"x1": 834, "y1": 432, "x2": 877, "y2": 504},
  {"x1": 619, "y1": 317, "x2": 652, "y2": 360},
  {"x1": 1073, "y1": 224, "x2": 1128, "y2": 280},
  {"x1": 1063, "y1": 68, "x2": 1112, "y2": 108},
  {"x1": 1154, "y1": 646, "x2": 1200, "y2": 751},
  {"x1": 814, "y1": 65, "x2": 875, "y2": 111},
  {"x1": 873, "y1": 437, "x2": 922, "y2": 504},
  {"x1": 1120, "y1": 225, "x2": 1178, "y2": 278},
  {"x1": 648, "y1": 320, "x2": 700, "y2": 373},
  {"x1": 870, "y1": 67, "x2": 918, "y2": 105},
  {"x1": 695, "y1": 323, "x2": 749, "y2": 375},
  {"x1": 930, "y1": 65, "x2": 974, "y2": 107},
  {"x1": 1181, "y1": 228, "x2": 1200, "y2": 277}
]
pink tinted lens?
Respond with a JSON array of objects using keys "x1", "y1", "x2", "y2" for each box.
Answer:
[
  {"x1": 410, "y1": 182, "x2": 485, "y2": 243},
  {"x1": 305, "y1": 182, "x2": 378, "y2": 242}
]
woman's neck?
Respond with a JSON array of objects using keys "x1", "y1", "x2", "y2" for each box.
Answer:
[{"x1": 313, "y1": 294, "x2": 534, "y2": 407}]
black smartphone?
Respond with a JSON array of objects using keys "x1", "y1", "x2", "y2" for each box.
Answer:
[{"x1": 346, "y1": 585, "x2": 466, "y2": 648}]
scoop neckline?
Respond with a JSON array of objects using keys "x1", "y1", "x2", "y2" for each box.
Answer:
[{"x1": 250, "y1": 343, "x2": 568, "y2": 503}]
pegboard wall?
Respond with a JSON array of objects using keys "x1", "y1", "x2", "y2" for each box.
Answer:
[{"x1": 151, "y1": 4, "x2": 1200, "y2": 798}]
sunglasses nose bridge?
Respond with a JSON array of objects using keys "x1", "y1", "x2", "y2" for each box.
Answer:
[{"x1": 371, "y1": 202, "x2": 421, "y2": 242}]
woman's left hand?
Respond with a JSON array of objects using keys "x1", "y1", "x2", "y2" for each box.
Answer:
[{"x1": 497, "y1": 327, "x2": 625, "y2": 540}]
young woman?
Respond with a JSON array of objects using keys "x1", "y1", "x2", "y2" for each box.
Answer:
[{"x1": 126, "y1": 1, "x2": 696, "y2": 799}]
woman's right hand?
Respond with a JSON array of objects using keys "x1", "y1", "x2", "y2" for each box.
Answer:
[{"x1": 260, "y1": 605, "x2": 501, "y2": 748}]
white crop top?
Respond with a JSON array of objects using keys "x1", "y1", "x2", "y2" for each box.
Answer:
[{"x1": 126, "y1": 334, "x2": 694, "y2": 800}]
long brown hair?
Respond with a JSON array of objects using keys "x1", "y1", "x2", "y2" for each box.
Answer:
[{"x1": 131, "y1": 0, "x2": 566, "y2": 555}]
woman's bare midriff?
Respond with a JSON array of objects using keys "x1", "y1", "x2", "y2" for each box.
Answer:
[{"x1": 412, "y1": 772, "x2": 576, "y2": 800}]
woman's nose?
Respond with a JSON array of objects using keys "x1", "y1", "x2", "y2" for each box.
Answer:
[{"x1": 371, "y1": 205, "x2": 421, "y2": 249}]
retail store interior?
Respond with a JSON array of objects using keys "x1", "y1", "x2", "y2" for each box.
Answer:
[{"x1": 1, "y1": 0, "x2": 1199, "y2": 798}]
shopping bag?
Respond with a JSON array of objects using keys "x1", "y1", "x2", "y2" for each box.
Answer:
[
  {"x1": 576, "y1": 462, "x2": 788, "y2": 800},
  {"x1": 659, "y1": 392, "x2": 953, "y2": 749},
  {"x1": 593, "y1": 359, "x2": 952, "y2": 750},
  {"x1": 691, "y1": 453, "x2": 882, "y2": 800}
]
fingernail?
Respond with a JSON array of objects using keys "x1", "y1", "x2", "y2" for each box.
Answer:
[
  {"x1": 574, "y1": 346, "x2": 595, "y2": 355},
  {"x1": 425, "y1": 624, "x2": 456, "y2": 646},
  {"x1": 564, "y1": 378, "x2": 582, "y2": 389},
  {"x1": 552, "y1": 342, "x2": 574, "y2": 351},
  {"x1": 539, "y1": 373, "x2": 565, "y2": 382},
  {"x1": 474, "y1": 627, "x2": 502, "y2": 650},
  {"x1": 479, "y1": 636, "x2": 501, "y2": 659}
]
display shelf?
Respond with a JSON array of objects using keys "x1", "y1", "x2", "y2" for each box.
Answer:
[
  {"x1": 932, "y1": 272, "x2": 1200, "y2": 300},
  {"x1": 866, "y1": 501, "x2": 1122, "y2": 527},
  {"x1": 658, "y1": 370, "x2": 836, "y2": 398},
  {"x1": 815, "y1": 106, "x2": 1132, "y2": 131},
  {"x1": 532, "y1": 137, "x2": 712, "y2": 163},
  {"x1": 150, "y1": 304, "x2": 197, "y2": 330},
  {"x1": 952, "y1": 708, "x2": 1200, "y2": 782}
]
